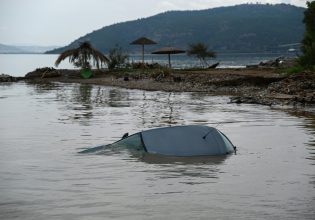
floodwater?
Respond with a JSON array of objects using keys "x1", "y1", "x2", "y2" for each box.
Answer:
[{"x1": 0, "y1": 82, "x2": 314, "y2": 220}]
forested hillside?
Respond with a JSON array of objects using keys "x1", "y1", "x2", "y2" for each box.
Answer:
[{"x1": 47, "y1": 4, "x2": 305, "y2": 54}]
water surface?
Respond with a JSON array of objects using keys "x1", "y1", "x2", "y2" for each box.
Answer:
[{"x1": 0, "y1": 82, "x2": 314, "y2": 219}]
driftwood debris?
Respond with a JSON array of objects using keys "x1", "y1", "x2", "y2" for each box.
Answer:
[{"x1": 208, "y1": 62, "x2": 220, "y2": 69}]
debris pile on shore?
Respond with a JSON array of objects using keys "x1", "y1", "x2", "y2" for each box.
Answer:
[
  {"x1": 246, "y1": 57, "x2": 297, "y2": 69},
  {"x1": 25, "y1": 67, "x2": 62, "y2": 79},
  {"x1": 268, "y1": 72, "x2": 315, "y2": 103},
  {"x1": 230, "y1": 71, "x2": 315, "y2": 106}
]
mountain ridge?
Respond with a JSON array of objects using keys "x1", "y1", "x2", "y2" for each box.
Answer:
[
  {"x1": 47, "y1": 4, "x2": 305, "y2": 54},
  {"x1": 0, "y1": 44, "x2": 27, "y2": 54}
]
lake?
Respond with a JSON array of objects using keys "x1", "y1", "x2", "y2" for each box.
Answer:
[
  {"x1": 0, "y1": 82, "x2": 314, "y2": 219},
  {"x1": 0, "y1": 53, "x2": 294, "y2": 77}
]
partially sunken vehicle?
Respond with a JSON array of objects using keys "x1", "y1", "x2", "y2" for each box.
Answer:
[{"x1": 80, "y1": 125, "x2": 236, "y2": 156}]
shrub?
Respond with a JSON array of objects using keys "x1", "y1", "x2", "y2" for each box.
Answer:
[
  {"x1": 108, "y1": 45, "x2": 129, "y2": 70},
  {"x1": 187, "y1": 42, "x2": 216, "y2": 67},
  {"x1": 299, "y1": 1, "x2": 315, "y2": 68}
]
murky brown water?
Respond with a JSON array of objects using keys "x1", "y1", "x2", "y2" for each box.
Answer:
[{"x1": 0, "y1": 82, "x2": 314, "y2": 219}]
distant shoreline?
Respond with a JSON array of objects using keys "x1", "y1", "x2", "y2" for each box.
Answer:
[{"x1": 0, "y1": 53, "x2": 299, "y2": 78}]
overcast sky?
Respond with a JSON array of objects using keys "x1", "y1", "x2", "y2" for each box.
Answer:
[{"x1": 0, "y1": 0, "x2": 308, "y2": 46}]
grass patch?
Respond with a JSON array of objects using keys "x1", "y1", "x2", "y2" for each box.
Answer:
[{"x1": 284, "y1": 65, "x2": 305, "y2": 75}]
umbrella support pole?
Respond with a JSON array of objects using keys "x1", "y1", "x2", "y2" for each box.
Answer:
[
  {"x1": 168, "y1": 54, "x2": 171, "y2": 68},
  {"x1": 152, "y1": 47, "x2": 185, "y2": 69},
  {"x1": 142, "y1": 45, "x2": 144, "y2": 64}
]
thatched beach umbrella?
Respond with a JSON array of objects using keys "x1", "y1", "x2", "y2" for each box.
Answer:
[
  {"x1": 55, "y1": 41, "x2": 109, "y2": 69},
  {"x1": 152, "y1": 47, "x2": 186, "y2": 68},
  {"x1": 130, "y1": 37, "x2": 157, "y2": 64},
  {"x1": 55, "y1": 41, "x2": 109, "y2": 78}
]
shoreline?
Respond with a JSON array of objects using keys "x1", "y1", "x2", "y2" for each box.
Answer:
[{"x1": 2, "y1": 67, "x2": 315, "y2": 111}]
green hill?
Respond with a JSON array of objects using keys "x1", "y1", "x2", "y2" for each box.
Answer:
[{"x1": 47, "y1": 4, "x2": 305, "y2": 54}]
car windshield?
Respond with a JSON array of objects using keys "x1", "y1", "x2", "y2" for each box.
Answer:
[
  {"x1": 218, "y1": 131, "x2": 235, "y2": 152},
  {"x1": 109, "y1": 133, "x2": 145, "y2": 151}
]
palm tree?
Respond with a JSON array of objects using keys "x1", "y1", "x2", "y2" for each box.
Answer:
[
  {"x1": 55, "y1": 41, "x2": 109, "y2": 70},
  {"x1": 187, "y1": 42, "x2": 216, "y2": 67}
]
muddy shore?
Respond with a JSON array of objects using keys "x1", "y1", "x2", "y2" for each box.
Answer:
[{"x1": 2, "y1": 67, "x2": 315, "y2": 110}]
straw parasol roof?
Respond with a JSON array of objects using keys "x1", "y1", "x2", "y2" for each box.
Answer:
[
  {"x1": 131, "y1": 37, "x2": 157, "y2": 45},
  {"x1": 152, "y1": 47, "x2": 186, "y2": 68},
  {"x1": 55, "y1": 41, "x2": 109, "y2": 69},
  {"x1": 130, "y1": 37, "x2": 157, "y2": 64}
]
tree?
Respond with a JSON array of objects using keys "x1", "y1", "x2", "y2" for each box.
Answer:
[
  {"x1": 55, "y1": 41, "x2": 109, "y2": 70},
  {"x1": 108, "y1": 45, "x2": 129, "y2": 70},
  {"x1": 300, "y1": 1, "x2": 315, "y2": 67},
  {"x1": 187, "y1": 43, "x2": 216, "y2": 67}
]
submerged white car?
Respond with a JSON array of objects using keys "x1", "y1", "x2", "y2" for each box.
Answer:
[{"x1": 80, "y1": 125, "x2": 236, "y2": 156}]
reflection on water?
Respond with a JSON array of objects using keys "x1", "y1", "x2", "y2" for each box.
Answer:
[
  {"x1": 286, "y1": 110, "x2": 315, "y2": 163},
  {"x1": 139, "y1": 154, "x2": 229, "y2": 180},
  {"x1": 140, "y1": 154, "x2": 229, "y2": 165},
  {"x1": 33, "y1": 82, "x2": 186, "y2": 128},
  {"x1": 0, "y1": 82, "x2": 315, "y2": 220}
]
